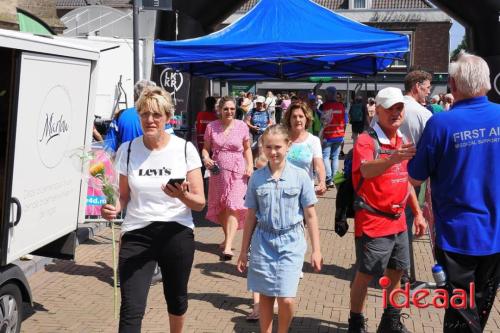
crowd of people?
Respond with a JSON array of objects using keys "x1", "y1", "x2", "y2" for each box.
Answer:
[{"x1": 99, "y1": 51, "x2": 499, "y2": 333}]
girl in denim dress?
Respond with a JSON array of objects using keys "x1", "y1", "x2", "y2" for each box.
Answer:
[{"x1": 237, "y1": 125, "x2": 322, "y2": 333}]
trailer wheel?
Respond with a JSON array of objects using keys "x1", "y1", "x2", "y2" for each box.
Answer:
[{"x1": 0, "y1": 283, "x2": 22, "y2": 333}]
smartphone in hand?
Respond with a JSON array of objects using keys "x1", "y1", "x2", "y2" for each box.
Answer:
[
  {"x1": 210, "y1": 164, "x2": 220, "y2": 175},
  {"x1": 167, "y1": 178, "x2": 185, "y2": 186}
]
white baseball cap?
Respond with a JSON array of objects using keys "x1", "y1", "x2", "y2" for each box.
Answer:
[
  {"x1": 256, "y1": 96, "x2": 266, "y2": 104},
  {"x1": 375, "y1": 87, "x2": 405, "y2": 109}
]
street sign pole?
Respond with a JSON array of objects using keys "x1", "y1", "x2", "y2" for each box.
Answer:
[
  {"x1": 134, "y1": 0, "x2": 173, "y2": 84},
  {"x1": 133, "y1": 0, "x2": 140, "y2": 84}
]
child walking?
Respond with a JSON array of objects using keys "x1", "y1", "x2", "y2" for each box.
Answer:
[{"x1": 237, "y1": 124, "x2": 322, "y2": 333}]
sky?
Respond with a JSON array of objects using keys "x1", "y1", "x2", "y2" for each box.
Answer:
[{"x1": 449, "y1": 19, "x2": 465, "y2": 52}]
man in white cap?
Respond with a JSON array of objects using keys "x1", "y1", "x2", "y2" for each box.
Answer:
[{"x1": 348, "y1": 87, "x2": 426, "y2": 333}]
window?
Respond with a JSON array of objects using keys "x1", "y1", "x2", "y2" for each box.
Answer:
[
  {"x1": 349, "y1": 0, "x2": 371, "y2": 9},
  {"x1": 390, "y1": 32, "x2": 413, "y2": 68},
  {"x1": 354, "y1": 0, "x2": 366, "y2": 8}
]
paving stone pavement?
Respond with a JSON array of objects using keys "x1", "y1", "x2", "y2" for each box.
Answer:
[
  {"x1": 21, "y1": 136, "x2": 499, "y2": 333},
  {"x1": 21, "y1": 192, "x2": 500, "y2": 333}
]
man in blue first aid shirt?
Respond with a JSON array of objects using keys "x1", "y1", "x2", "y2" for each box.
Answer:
[{"x1": 408, "y1": 52, "x2": 500, "y2": 333}]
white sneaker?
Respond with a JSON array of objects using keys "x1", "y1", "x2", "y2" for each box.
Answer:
[{"x1": 299, "y1": 271, "x2": 304, "y2": 279}]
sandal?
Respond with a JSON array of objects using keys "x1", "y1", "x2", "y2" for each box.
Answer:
[
  {"x1": 246, "y1": 311, "x2": 259, "y2": 322},
  {"x1": 220, "y1": 251, "x2": 234, "y2": 261}
]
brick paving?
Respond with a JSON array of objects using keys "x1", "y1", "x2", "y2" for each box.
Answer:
[{"x1": 21, "y1": 140, "x2": 500, "y2": 332}]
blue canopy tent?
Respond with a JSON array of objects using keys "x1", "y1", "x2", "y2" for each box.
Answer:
[{"x1": 154, "y1": 0, "x2": 409, "y2": 80}]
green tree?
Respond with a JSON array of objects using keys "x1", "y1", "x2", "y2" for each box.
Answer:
[{"x1": 451, "y1": 36, "x2": 468, "y2": 60}]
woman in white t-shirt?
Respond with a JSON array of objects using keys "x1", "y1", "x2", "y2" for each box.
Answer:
[
  {"x1": 101, "y1": 87, "x2": 205, "y2": 333},
  {"x1": 283, "y1": 102, "x2": 327, "y2": 195}
]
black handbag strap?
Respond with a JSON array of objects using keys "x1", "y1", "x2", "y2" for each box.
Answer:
[{"x1": 126, "y1": 139, "x2": 133, "y2": 175}]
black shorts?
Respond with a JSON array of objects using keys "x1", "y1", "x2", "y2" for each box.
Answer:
[{"x1": 355, "y1": 231, "x2": 410, "y2": 276}]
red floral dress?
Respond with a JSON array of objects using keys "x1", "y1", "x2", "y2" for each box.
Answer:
[{"x1": 204, "y1": 120, "x2": 250, "y2": 228}]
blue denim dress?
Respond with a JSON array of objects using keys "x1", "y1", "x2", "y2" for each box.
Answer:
[{"x1": 244, "y1": 162, "x2": 317, "y2": 297}]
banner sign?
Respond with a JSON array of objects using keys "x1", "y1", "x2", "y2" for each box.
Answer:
[
  {"x1": 229, "y1": 82, "x2": 256, "y2": 96},
  {"x1": 158, "y1": 67, "x2": 191, "y2": 120}
]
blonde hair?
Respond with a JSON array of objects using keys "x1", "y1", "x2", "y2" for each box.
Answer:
[
  {"x1": 136, "y1": 87, "x2": 174, "y2": 118},
  {"x1": 281, "y1": 102, "x2": 313, "y2": 130},
  {"x1": 261, "y1": 124, "x2": 291, "y2": 144}
]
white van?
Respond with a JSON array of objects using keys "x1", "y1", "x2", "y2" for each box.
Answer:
[{"x1": 0, "y1": 29, "x2": 105, "y2": 332}]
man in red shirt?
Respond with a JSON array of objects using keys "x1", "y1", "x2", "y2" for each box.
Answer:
[
  {"x1": 195, "y1": 96, "x2": 218, "y2": 152},
  {"x1": 320, "y1": 86, "x2": 347, "y2": 187},
  {"x1": 348, "y1": 87, "x2": 427, "y2": 333}
]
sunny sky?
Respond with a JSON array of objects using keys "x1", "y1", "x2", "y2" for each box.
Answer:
[{"x1": 450, "y1": 19, "x2": 465, "y2": 52}]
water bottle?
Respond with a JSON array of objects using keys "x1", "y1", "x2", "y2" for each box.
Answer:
[{"x1": 432, "y1": 264, "x2": 447, "y2": 287}]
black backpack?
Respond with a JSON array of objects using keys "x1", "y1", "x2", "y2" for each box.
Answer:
[
  {"x1": 334, "y1": 149, "x2": 356, "y2": 237},
  {"x1": 334, "y1": 128, "x2": 404, "y2": 237},
  {"x1": 349, "y1": 103, "x2": 364, "y2": 123}
]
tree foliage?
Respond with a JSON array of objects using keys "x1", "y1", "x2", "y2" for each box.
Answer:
[{"x1": 451, "y1": 35, "x2": 468, "y2": 61}]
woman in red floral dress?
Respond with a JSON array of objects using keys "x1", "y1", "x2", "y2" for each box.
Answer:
[{"x1": 201, "y1": 96, "x2": 253, "y2": 260}]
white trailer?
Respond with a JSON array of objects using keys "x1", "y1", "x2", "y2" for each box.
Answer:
[
  {"x1": 0, "y1": 29, "x2": 105, "y2": 332},
  {"x1": 83, "y1": 36, "x2": 142, "y2": 120}
]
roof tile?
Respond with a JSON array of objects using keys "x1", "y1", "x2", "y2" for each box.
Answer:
[
  {"x1": 238, "y1": 0, "x2": 431, "y2": 12},
  {"x1": 56, "y1": 0, "x2": 132, "y2": 9}
]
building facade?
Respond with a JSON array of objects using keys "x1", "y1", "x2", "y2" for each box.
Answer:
[{"x1": 0, "y1": 0, "x2": 64, "y2": 33}]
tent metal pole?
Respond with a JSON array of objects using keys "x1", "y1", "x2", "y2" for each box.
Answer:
[
  {"x1": 374, "y1": 76, "x2": 378, "y2": 92},
  {"x1": 346, "y1": 77, "x2": 350, "y2": 110},
  {"x1": 133, "y1": 0, "x2": 140, "y2": 83},
  {"x1": 209, "y1": 80, "x2": 213, "y2": 96}
]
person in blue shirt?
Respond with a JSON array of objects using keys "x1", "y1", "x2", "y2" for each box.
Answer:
[
  {"x1": 245, "y1": 95, "x2": 273, "y2": 148},
  {"x1": 237, "y1": 124, "x2": 322, "y2": 333},
  {"x1": 105, "y1": 80, "x2": 157, "y2": 153},
  {"x1": 408, "y1": 52, "x2": 500, "y2": 333}
]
